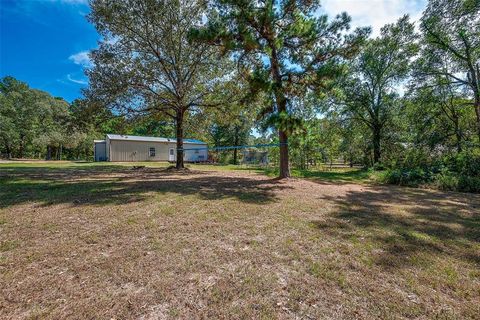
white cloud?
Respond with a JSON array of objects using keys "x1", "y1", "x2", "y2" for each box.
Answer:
[
  {"x1": 321, "y1": 0, "x2": 427, "y2": 36},
  {"x1": 67, "y1": 74, "x2": 88, "y2": 85},
  {"x1": 69, "y1": 50, "x2": 92, "y2": 67}
]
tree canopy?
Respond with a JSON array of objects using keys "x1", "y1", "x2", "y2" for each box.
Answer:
[
  {"x1": 192, "y1": 0, "x2": 370, "y2": 177},
  {"x1": 87, "y1": 0, "x2": 235, "y2": 168}
]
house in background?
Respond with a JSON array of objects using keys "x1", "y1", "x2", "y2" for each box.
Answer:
[{"x1": 94, "y1": 134, "x2": 208, "y2": 162}]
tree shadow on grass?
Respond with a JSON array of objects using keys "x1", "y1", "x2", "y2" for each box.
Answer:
[
  {"x1": 311, "y1": 186, "x2": 480, "y2": 268},
  {"x1": 0, "y1": 166, "x2": 291, "y2": 208}
]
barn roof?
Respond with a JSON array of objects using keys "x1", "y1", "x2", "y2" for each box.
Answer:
[{"x1": 106, "y1": 134, "x2": 207, "y2": 145}]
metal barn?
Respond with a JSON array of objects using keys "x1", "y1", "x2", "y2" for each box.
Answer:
[{"x1": 94, "y1": 134, "x2": 208, "y2": 162}]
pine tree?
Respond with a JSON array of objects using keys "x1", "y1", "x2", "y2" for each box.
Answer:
[{"x1": 192, "y1": 0, "x2": 369, "y2": 178}]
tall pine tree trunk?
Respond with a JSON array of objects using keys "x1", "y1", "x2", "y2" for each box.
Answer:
[
  {"x1": 175, "y1": 109, "x2": 185, "y2": 169},
  {"x1": 270, "y1": 46, "x2": 290, "y2": 178},
  {"x1": 278, "y1": 128, "x2": 290, "y2": 178}
]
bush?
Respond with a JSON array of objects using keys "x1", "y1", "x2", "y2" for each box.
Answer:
[
  {"x1": 457, "y1": 175, "x2": 480, "y2": 193},
  {"x1": 379, "y1": 168, "x2": 402, "y2": 184},
  {"x1": 400, "y1": 149, "x2": 432, "y2": 170},
  {"x1": 377, "y1": 149, "x2": 480, "y2": 193},
  {"x1": 442, "y1": 151, "x2": 480, "y2": 177},
  {"x1": 378, "y1": 167, "x2": 428, "y2": 187},
  {"x1": 434, "y1": 167, "x2": 480, "y2": 193},
  {"x1": 372, "y1": 162, "x2": 385, "y2": 171},
  {"x1": 434, "y1": 168, "x2": 459, "y2": 191}
]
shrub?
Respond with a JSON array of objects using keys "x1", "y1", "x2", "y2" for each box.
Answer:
[
  {"x1": 378, "y1": 167, "x2": 428, "y2": 187},
  {"x1": 442, "y1": 151, "x2": 480, "y2": 177},
  {"x1": 378, "y1": 149, "x2": 480, "y2": 193},
  {"x1": 403, "y1": 168, "x2": 428, "y2": 186},
  {"x1": 434, "y1": 168, "x2": 480, "y2": 193},
  {"x1": 379, "y1": 168, "x2": 402, "y2": 184},
  {"x1": 401, "y1": 149, "x2": 432, "y2": 169},
  {"x1": 372, "y1": 162, "x2": 385, "y2": 171},
  {"x1": 434, "y1": 168, "x2": 459, "y2": 191},
  {"x1": 457, "y1": 175, "x2": 480, "y2": 193}
]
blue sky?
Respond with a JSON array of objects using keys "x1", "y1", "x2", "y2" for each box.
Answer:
[
  {"x1": 0, "y1": 0, "x2": 427, "y2": 103},
  {"x1": 0, "y1": 0, "x2": 96, "y2": 102}
]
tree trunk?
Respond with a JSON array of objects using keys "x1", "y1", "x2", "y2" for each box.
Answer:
[
  {"x1": 468, "y1": 64, "x2": 480, "y2": 143},
  {"x1": 233, "y1": 126, "x2": 239, "y2": 165},
  {"x1": 233, "y1": 148, "x2": 238, "y2": 165},
  {"x1": 278, "y1": 130, "x2": 289, "y2": 178},
  {"x1": 453, "y1": 114, "x2": 462, "y2": 153},
  {"x1": 46, "y1": 146, "x2": 51, "y2": 160},
  {"x1": 18, "y1": 134, "x2": 25, "y2": 159},
  {"x1": 269, "y1": 46, "x2": 290, "y2": 178},
  {"x1": 3, "y1": 138, "x2": 11, "y2": 159},
  {"x1": 372, "y1": 127, "x2": 381, "y2": 164},
  {"x1": 474, "y1": 97, "x2": 480, "y2": 144},
  {"x1": 175, "y1": 109, "x2": 185, "y2": 169}
]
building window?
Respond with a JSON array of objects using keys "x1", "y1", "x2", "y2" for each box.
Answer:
[
  {"x1": 195, "y1": 149, "x2": 199, "y2": 154},
  {"x1": 149, "y1": 147, "x2": 155, "y2": 157}
]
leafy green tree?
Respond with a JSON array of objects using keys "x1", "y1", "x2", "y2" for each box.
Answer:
[
  {"x1": 406, "y1": 82, "x2": 476, "y2": 154},
  {"x1": 193, "y1": 0, "x2": 369, "y2": 178},
  {"x1": 66, "y1": 99, "x2": 128, "y2": 160},
  {"x1": 208, "y1": 110, "x2": 253, "y2": 164},
  {"x1": 0, "y1": 77, "x2": 38, "y2": 158},
  {"x1": 418, "y1": 0, "x2": 480, "y2": 142},
  {"x1": 335, "y1": 117, "x2": 368, "y2": 167},
  {"x1": 336, "y1": 16, "x2": 418, "y2": 164},
  {"x1": 33, "y1": 92, "x2": 70, "y2": 160},
  {"x1": 0, "y1": 85, "x2": 17, "y2": 158},
  {"x1": 128, "y1": 113, "x2": 175, "y2": 138},
  {"x1": 0, "y1": 77, "x2": 70, "y2": 159},
  {"x1": 87, "y1": 0, "x2": 232, "y2": 168}
]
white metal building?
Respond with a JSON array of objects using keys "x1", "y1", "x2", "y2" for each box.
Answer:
[{"x1": 94, "y1": 134, "x2": 208, "y2": 162}]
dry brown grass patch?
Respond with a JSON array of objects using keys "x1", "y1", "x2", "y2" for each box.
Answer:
[{"x1": 0, "y1": 164, "x2": 479, "y2": 319}]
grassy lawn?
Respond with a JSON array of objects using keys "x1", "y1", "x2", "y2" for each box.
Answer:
[{"x1": 1, "y1": 161, "x2": 479, "y2": 319}]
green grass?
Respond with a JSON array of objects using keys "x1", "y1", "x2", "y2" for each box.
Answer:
[{"x1": 256, "y1": 166, "x2": 372, "y2": 183}]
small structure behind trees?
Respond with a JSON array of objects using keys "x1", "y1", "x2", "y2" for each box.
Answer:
[{"x1": 242, "y1": 150, "x2": 268, "y2": 166}]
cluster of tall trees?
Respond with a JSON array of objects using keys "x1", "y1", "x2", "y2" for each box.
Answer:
[
  {"x1": 332, "y1": 0, "x2": 479, "y2": 166},
  {"x1": 1, "y1": 0, "x2": 478, "y2": 182},
  {"x1": 84, "y1": 0, "x2": 479, "y2": 178},
  {"x1": 0, "y1": 77, "x2": 85, "y2": 159}
]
